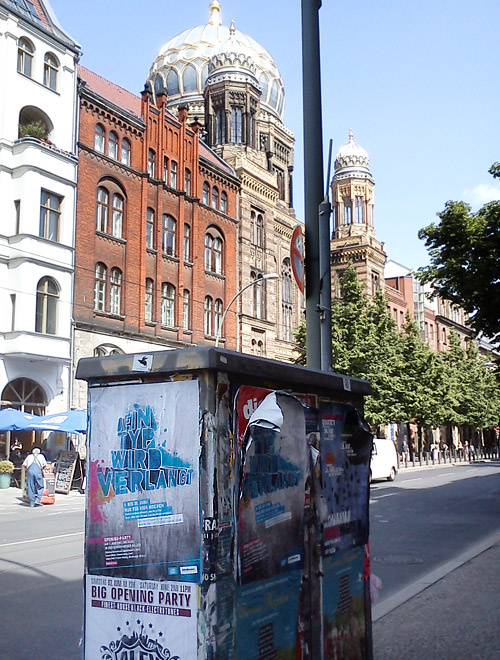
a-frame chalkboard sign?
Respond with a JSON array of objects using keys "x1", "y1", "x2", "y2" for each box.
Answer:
[{"x1": 55, "y1": 450, "x2": 79, "y2": 494}]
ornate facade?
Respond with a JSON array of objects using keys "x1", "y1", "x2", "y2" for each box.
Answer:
[
  {"x1": 146, "y1": 1, "x2": 302, "y2": 361},
  {"x1": 330, "y1": 130, "x2": 386, "y2": 299}
]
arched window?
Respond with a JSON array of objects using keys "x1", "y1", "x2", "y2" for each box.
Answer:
[
  {"x1": 161, "y1": 283, "x2": 175, "y2": 327},
  {"x1": 39, "y1": 190, "x2": 61, "y2": 241},
  {"x1": 96, "y1": 187, "x2": 109, "y2": 233},
  {"x1": 230, "y1": 107, "x2": 243, "y2": 143},
  {"x1": 35, "y1": 277, "x2": 58, "y2": 334},
  {"x1": 17, "y1": 37, "x2": 34, "y2": 77},
  {"x1": 120, "y1": 138, "x2": 131, "y2": 166},
  {"x1": 170, "y1": 161, "x2": 178, "y2": 188},
  {"x1": 214, "y1": 298, "x2": 223, "y2": 338},
  {"x1": 343, "y1": 197, "x2": 352, "y2": 225},
  {"x1": 183, "y1": 223, "x2": 191, "y2": 261},
  {"x1": 215, "y1": 109, "x2": 226, "y2": 144},
  {"x1": 108, "y1": 131, "x2": 119, "y2": 160},
  {"x1": 43, "y1": 52, "x2": 58, "y2": 90},
  {"x1": 204, "y1": 230, "x2": 223, "y2": 274},
  {"x1": 109, "y1": 268, "x2": 122, "y2": 315},
  {"x1": 211, "y1": 186, "x2": 219, "y2": 210},
  {"x1": 146, "y1": 208, "x2": 155, "y2": 249},
  {"x1": 282, "y1": 258, "x2": 293, "y2": 341},
  {"x1": 111, "y1": 194, "x2": 123, "y2": 238},
  {"x1": 185, "y1": 168, "x2": 192, "y2": 195},
  {"x1": 259, "y1": 75, "x2": 269, "y2": 102},
  {"x1": 94, "y1": 263, "x2": 107, "y2": 311},
  {"x1": 203, "y1": 182, "x2": 210, "y2": 205},
  {"x1": 182, "y1": 65, "x2": 197, "y2": 93},
  {"x1": 145, "y1": 278, "x2": 154, "y2": 322},
  {"x1": 250, "y1": 211, "x2": 263, "y2": 247},
  {"x1": 148, "y1": 149, "x2": 156, "y2": 178},
  {"x1": 204, "y1": 296, "x2": 213, "y2": 336},
  {"x1": 183, "y1": 290, "x2": 190, "y2": 330},
  {"x1": 251, "y1": 271, "x2": 264, "y2": 319},
  {"x1": 94, "y1": 344, "x2": 123, "y2": 357},
  {"x1": 166, "y1": 69, "x2": 180, "y2": 96},
  {"x1": 355, "y1": 196, "x2": 364, "y2": 223},
  {"x1": 163, "y1": 156, "x2": 169, "y2": 184},
  {"x1": 94, "y1": 124, "x2": 105, "y2": 153},
  {"x1": 18, "y1": 106, "x2": 52, "y2": 140},
  {"x1": 162, "y1": 215, "x2": 176, "y2": 256},
  {"x1": 270, "y1": 80, "x2": 279, "y2": 108},
  {"x1": 2, "y1": 378, "x2": 47, "y2": 415},
  {"x1": 220, "y1": 191, "x2": 227, "y2": 214}
]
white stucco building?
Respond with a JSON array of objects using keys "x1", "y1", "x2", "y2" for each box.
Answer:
[{"x1": 0, "y1": 0, "x2": 80, "y2": 447}]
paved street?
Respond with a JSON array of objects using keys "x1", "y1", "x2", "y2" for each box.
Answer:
[
  {"x1": 1, "y1": 460, "x2": 499, "y2": 658},
  {"x1": 0, "y1": 488, "x2": 84, "y2": 660}
]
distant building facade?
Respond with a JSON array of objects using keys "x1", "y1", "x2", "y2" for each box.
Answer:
[{"x1": 0, "y1": 0, "x2": 80, "y2": 457}]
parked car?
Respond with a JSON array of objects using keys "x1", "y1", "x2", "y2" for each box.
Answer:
[{"x1": 370, "y1": 438, "x2": 398, "y2": 482}]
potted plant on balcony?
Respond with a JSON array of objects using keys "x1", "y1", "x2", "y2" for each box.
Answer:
[
  {"x1": 18, "y1": 120, "x2": 50, "y2": 141},
  {"x1": 0, "y1": 460, "x2": 15, "y2": 489}
]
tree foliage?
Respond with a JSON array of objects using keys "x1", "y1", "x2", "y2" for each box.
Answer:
[
  {"x1": 294, "y1": 264, "x2": 500, "y2": 434},
  {"x1": 417, "y1": 163, "x2": 500, "y2": 343}
]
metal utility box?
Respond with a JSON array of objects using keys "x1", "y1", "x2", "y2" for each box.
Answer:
[{"x1": 76, "y1": 347, "x2": 373, "y2": 660}]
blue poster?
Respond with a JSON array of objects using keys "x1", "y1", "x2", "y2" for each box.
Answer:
[
  {"x1": 319, "y1": 404, "x2": 372, "y2": 555},
  {"x1": 87, "y1": 380, "x2": 201, "y2": 582},
  {"x1": 323, "y1": 547, "x2": 367, "y2": 660},
  {"x1": 235, "y1": 572, "x2": 301, "y2": 659}
]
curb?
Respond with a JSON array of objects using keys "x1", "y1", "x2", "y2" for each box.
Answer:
[{"x1": 372, "y1": 529, "x2": 500, "y2": 622}]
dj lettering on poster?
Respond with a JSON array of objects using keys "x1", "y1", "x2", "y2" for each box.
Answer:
[
  {"x1": 87, "y1": 380, "x2": 201, "y2": 581},
  {"x1": 85, "y1": 575, "x2": 197, "y2": 660}
]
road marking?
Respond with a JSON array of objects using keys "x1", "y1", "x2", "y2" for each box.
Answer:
[
  {"x1": 437, "y1": 472, "x2": 454, "y2": 476},
  {"x1": 404, "y1": 477, "x2": 422, "y2": 482},
  {"x1": 0, "y1": 532, "x2": 83, "y2": 548},
  {"x1": 372, "y1": 493, "x2": 396, "y2": 500}
]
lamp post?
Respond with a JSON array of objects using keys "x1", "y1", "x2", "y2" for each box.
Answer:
[{"x1": 214, "y1": 273, "x2": 280, "y2": 348}]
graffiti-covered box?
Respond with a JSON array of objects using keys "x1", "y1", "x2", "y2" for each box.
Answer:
[{"x1": 76, "y1": 346, "x2": 373, "y2": 660}]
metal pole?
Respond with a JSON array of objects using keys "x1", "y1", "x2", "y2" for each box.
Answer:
[{"x1": 302, "y1": 0, "x2": 324, "y2": 370}]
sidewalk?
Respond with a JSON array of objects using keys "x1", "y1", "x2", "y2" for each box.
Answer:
[
  {"x1": 0, "y1": 484, "x2": 84, "y2": 507},
  {"x1": 372, "y1": 536, "x2": 500, "y2": 659}
]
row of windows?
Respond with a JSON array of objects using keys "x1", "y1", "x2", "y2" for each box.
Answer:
[
  {"x1": 337, "y1": 197, "x2": 374, "y2": 227},
  {"x1": 202, "y1": 182, "x2": 228, "y2": 213},
  {"x1": 94, "y1": 124, "x2": 131, "y2": 166},
  {"x1": 95, "y1": 186, "x2": 225, "y2": 274},
  {"x1": 93, "y1": 266, "x2": 227, "y2": 337},
  {"x1": 17, "y1": 37, "x2": 59, "y2": 91},
  {"x1": 94, "y1": 125, "x2": 230, "y2": 211}
]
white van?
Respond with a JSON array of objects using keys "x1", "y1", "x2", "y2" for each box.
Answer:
[{"x1": 370, "y1": 438, "x2": 398, "y2": 482}]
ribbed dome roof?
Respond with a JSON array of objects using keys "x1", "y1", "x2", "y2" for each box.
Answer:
[
  {"x1": 334, "y1": 130, "x2": 373, "y2": 181},
  {"x1": 146, "y1": 1, "x2": 285, "y2": 119}
]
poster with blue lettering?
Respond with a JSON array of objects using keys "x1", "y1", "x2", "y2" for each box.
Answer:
[
  {"x1": 87, "y1": 380, "x2": 201, "y2": 582},
  {"x1": 85, "y1": 575, "x2": 197, "y2": 660},
  {"x1": 319, "y1": 404, "x2": 372, "y2": 556},
  {"x1": 236, "y1": 390, "x2": 307, "y2": 584}
]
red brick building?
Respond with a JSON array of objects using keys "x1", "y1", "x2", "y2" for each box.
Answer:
[{"x1": 72, "y1": 67, "x2": 239, "y2": 407}]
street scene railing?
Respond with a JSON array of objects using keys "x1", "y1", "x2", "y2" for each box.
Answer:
[{"x1": 399, "y1": 446, "x2": 500, "y2": 469}]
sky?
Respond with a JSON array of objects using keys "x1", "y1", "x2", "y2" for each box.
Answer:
[{"x1": 48, "y1": 0, "x2": 500, "y2": 270}]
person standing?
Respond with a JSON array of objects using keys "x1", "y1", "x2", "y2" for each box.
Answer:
[{"x1": 23, "y1": 447, "x2": 47, "y2": 507}]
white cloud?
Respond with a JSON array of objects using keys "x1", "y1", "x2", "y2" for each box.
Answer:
[{"x1": 462, "y1": 183, "x2": 500, "y2": 209}]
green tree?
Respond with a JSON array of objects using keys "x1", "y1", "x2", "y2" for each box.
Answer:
[
  {"x1": 295, "y1": 264, "x2": 406, "y2": 429},
  {"x1": 417, "y1": 163, "x2": 500, "y2": 343}
]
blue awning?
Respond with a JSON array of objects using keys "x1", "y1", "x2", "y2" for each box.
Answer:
[{"x1": 0, "y1": 408, "x2": 87, "y2": 434}]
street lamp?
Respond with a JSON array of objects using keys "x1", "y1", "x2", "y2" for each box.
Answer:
[{"x1": 214, "y1": 273, "x2": 280, "y2": 348}]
